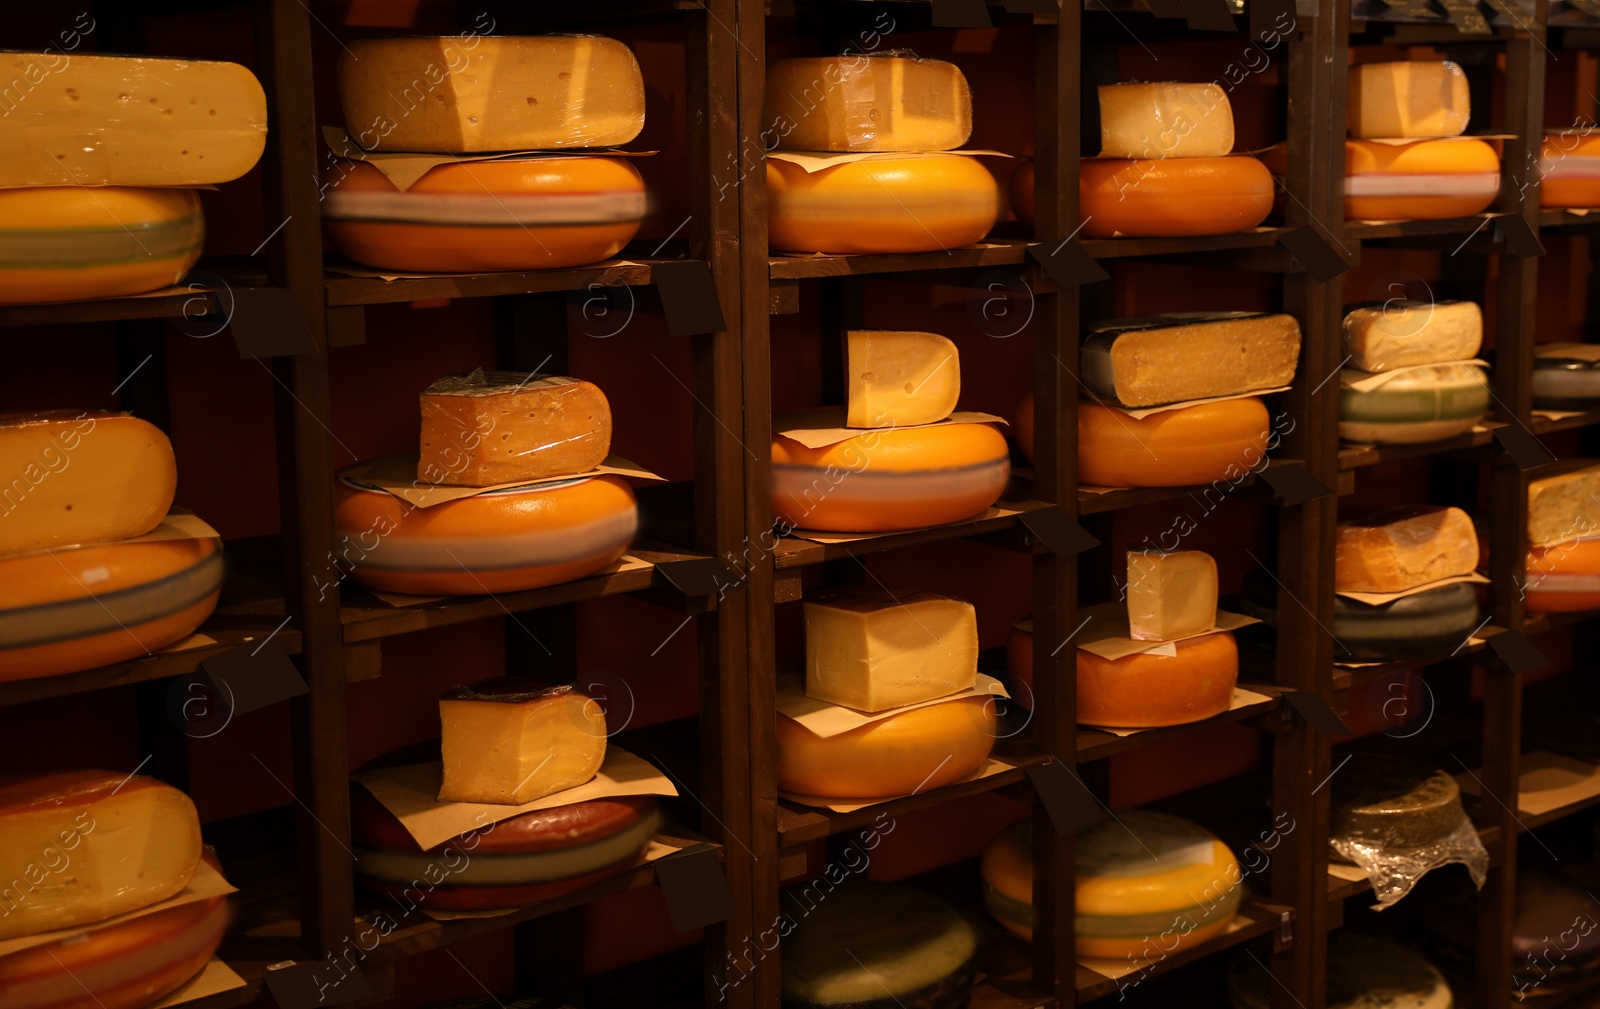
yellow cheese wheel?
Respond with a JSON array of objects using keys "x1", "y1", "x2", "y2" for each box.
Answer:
[
  {"x1": 775, "y1": 696, "x2": 996, "y2": 799},
  {"x1": 1345, "y1": 138, "x2": 1500, "y2": 220},
  {"x1": 1006, "y1": 626, "x2": 1237, "y2": 726},
  {"x1": 1079, "y1": 156, "x2": 1274, "y2": 238},
  {"x1": 0, "y1": 187, "x2": 202, "y2": 305},
  {"x1": 1524, "y1": 538, "x2": 1600, "y2": 613},
  {"x1": 979, "y1": 820, "x2": 1036, "y2": 941},
  {"x1": 323, "y1": 158, "x2": 645, "y2": 273},
  {"x1": 767, "y1": 154, "x2": 1000, "y2": 255},
  {"x1": 1079, "y1": 398, "x2": 1272, "y2": 487},
  {"x1": 1540, "y1": 132, "x2": 1600, "y2": 209}
]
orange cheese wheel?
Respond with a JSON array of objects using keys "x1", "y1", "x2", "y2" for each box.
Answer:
[
  {"x1": 1078, "y1": 632, "x2": 1238, "y2": 727},
  {"x1": 1080, "y1": 398, "x2": 1271, "y2": 488},
  {"x1": 1524, "y1": 538, "x2": 1600, "y2": 613},
  {"x1": 767, "y1": 153, "x2": 1000, "y2": 255},
  {"x1": 322, "y1": 157, "x2": 645, "y2": 272},
  {"x1": 771, "y1": 422, "x2": 1009, "y2": 532},
  {"x1": 1344, "y1": 138, "x2": 1499, "y2": 220},
  {"x1": 0, "y1": 187, "x2": 202, "y2": 305},
  {"x1": 1079, "y1": 156, "x2": 1274, "y2": 238},
  {"x1": 1540, "y1": 132, "x2": 1600, "y2": 208},
  {"x1": 979, "y1": 820, "x2": 1035, "y2": 941},
  {"x1": 775, "y1": 697, "x2": 996, "y2": 799}
]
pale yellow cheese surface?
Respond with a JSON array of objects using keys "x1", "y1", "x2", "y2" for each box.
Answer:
[
  {"x1": 804, "y1": 586, "x2": 978, "y2": 712},
  {"x1": 1098, "y1": 82, "x2": 1234, "y2": 159},
  {"x1": 1126, "y1": 550, "x2": 1218, "y2": 641},
  {"x1": 439, "y1": 689, "x2": 606, "y2": 804},
  {"x1": 1342, "y1": 300, "x2": 1482, "y2": 372},
  {"x1": 767, "y1": 56, "x2": 972, "y2": 152},
  {"x1": 845, "y1": 330, "x2": 960, "y2": 428},
  {"x1": 1348, "y1": 61, "x2": 1470, "y2": 139},
  {"x1": 419, "y1": 370, "x2": 612, "y2": 486},
  {"x1": 1528, "y1": 463, "x2": 1600, "y2": 547}
]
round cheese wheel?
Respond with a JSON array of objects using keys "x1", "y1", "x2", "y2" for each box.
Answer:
[
  {"x1": 1540, "y1": 132, "x2": 1600, "y2": 209},
  {"x1": 979, "y1": 819, "x2": 1035, "y2": 940},
  {"x1": 0, "y1": 896, "x2": 227, "y2": 1009},
  {"x1": 1079, "y1": 156, "x2": 1274, "y2": 238},
  {"x1": 351, "y1": 786, "x2": 656, "y2": 856},
  {"x1": 1228, "y1": 932, "x2": 1453, "y2": 1009},
  {"x1": 1345, "y1": 139, "x2": 1500, "y2": 221},
  {"x1": 1339, "y1": 362, "x2": 1490, "y2": 445},
  {"x1": 1524, "y1": 538, "x2": 1600, "y2": 612},
  {"x1": 775, "y1": 696, "x2": 996, "y2": 798},
  {"x1": 0, "y1": 536, "x2": 223, "y2": 682},
  {"x1": 1079, "y1": 398, "x2": 1272, "y2": 487},
  {"x1": 1330, "y1": 756, "x2": 1466, "y2": 851},
  {"x1": 767, "y1": 154, "x2": 1000, "y2": 255},
  {"x1": 771, "y1": 423, "x2": 1009, "y2": 532},
  {"x1": 1078, "y1": 631, "x2": 1238, "y2": 728},
  {"x1": 1010, "y1": 159, "x2": 1035, "y2": 227},
  {"x1": 0, "y1": 187, "x2": 203, "y2": 305},
  {"x1": 1532, "y1": 345, "x2": 1600, "y2": 409},
  {"x1": 333, "y1": 464, "x2": 637, "y2": 596},
  {"x1": 1332, "y1": 582, "x2": 1480, "y2": 663},
  {"x1": 322, "y1": 158, "x2": 645, "y2": 273}
]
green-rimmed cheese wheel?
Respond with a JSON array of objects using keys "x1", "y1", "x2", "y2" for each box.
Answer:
[
  {"x1": 1228, "y1": 933, "x2": 1453, "y2": 1009},
  {"x1": 1533, "y1": 344, "x2": 1600, "y2": 410},
  {"x1": 1340, "y1": 363, "x2": 1489, "y2": 445},
  {"x1": 1330, "y1": 756, "x2": 1466, "y2": 850},
  {"x1": 1331, "y1": 582, "x2": 1480, "y2": 663}
]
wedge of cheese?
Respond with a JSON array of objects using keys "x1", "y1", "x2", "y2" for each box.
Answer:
[
  {"x1": 1348, "y1": 61, "x2": 1470, "y2": 139},
  {"x1": 419, "y1": 370, "x2": 612, "y2": 486},
  {"x1": 845, "y1": 330, "x2": 960, "y2": 428},
  {"x1": 804, "y1": 586, "x2": 978, "y2": 712},
  {"x1": 1098, "y1": 82, "x2": 1234, "y2": 159},
  {"x1": 1342, "y1": 300, "x2": 1482, "y2": 372},
  {"x1": 767, "y1": 55, "x2": 971, "y2": 152},
  {"x1": 1334, "y1": 506, "x2": 1477, "y2": 593},
  {"x1": 1126, "y1": 550, "x2": 1218, "y2": 641},
  {"x1": 1080, "y1": 313, "x2": 1301, "y2": 408},
  {"x1": 1528, "y1": 462, "x2": 1600, "y2": 547},
  {"x1": 438, "y1": 679, "x2": 606, "y2": 805}
]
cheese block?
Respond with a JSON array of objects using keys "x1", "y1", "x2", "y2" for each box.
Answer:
[
  {"x1": 322, "y1": 157, "x2": 645, "y2": 273},
  {"x1": 0, "y1": 412, "x2": 176, "y2": 556},
  {"x1": 1348, "y1": 61, "x2": 1471, "y2": 139},
  {"x1": 0, "y1": 896, "x2": 227, "y2": 1009},
  {"x1": 0, "y1": 533, "x2": 222, "y2": 682},
  {"x1": 845, "y1": 331, "x2": 960, "y2": 428},
  {"x1": 1524, "y1": 538, "x2": 1600, "y2": 613},
  {"x1": 333, "y1": 458, "x2": 636, "y2": 595},
  {"x1": 775, "y1": 696, "x2": 995, "y2": 798},
  {"x1": 419, "y1": 371, "x2": 612, "y2": 486},
  {"x1": 770, "y1": 422, "x2": 1008, "y2": 532},
  {"x1": 1227, "y1": 933, "x2": 1454, "y2": 1009},
  {"x1": 0, "y1": 187, "x2": 202, "y2": 305},
  {"x1": 1078, "y1": 631, "x2": 1238, "y2": 727},
  {"x1": 438, "y1": 679, "x2": 606, "y2": 805},
  {"x1": 1540, "y1": 131, "x2": 1600, "y2": 208},
  {"x1": 1330, "y1": 756, "x2": 1467, "y2": 849},
  {"x1": 1079, "y1": 155, "x2": 1273, "y2": 238},
  {"x1": 767, "y1": 154, "x2": 1000, "y2": 255},
  {"x1": 1339, "y1": 362, "x2": 1490, "y2": 445},
  {"x1": 338, "y1": 36, "x2": 644, "y2": 152},
  {"x1": 1342, "y1": 300, "x2": 1483, "y2": 372},
  {"x1": 1126, "y1": 550, "x2": 1218, "y2": 641},
  {"x1": 1344, "y1": 139, "x2": 1500, "y2": 220},
  {"x1": 1528, "y1": 463, "x2": 1600, "y2": 547},
  {"x1": 780, "y1": 882, "x2": 976, "y2": 1009},
  {"x1": 1334, "y1": 506, "x2": 1477, "y2": 593},
  {"x1": 767, "y1": 55, "x2": 971, "y2": 152},
  {"x1": 1081, "y1": 313, "x2": 1301, "y2": 407},
  {"x1": 1332, "y1": 582, "x2": 1480, "y2": 663},
  {"x1": 0, "y1": 53, "x2": 266, "y2": 187},
  {"x1": 1532, "y1": 344, "x2": 1600, "y2": 409},
  {"x1": 0, "y1": 771, "x2": 201, "y2": 939},
  {"x1": 1077, "y1": 397, "x2": 1272, "y2": 487},
  {"x1": 804, "y1": 587, "x2": 977, "y2": 712},
  {"x1": 1098, "y1": 82, "x2": 1234, "y2": 159}
]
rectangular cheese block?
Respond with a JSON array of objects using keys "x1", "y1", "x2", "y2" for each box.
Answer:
[
  {"x1": 439, "y1": 679, "x2": 606, "y2": 804},
  {"x1": 1348, "y1": 61, "x2": 1470, "y2": 139},
  {"x1": 1081, "y1": 313, "x2": 1302, "y2": 407},
  {"x1": 1098, "y1": 82, "x2": 1234, "y2": 159},
  {"x1": 1528, "y1": 462, "x2": 1600, "y2": 546},
  {"x1": 419, "y1": 370, "x2": 612, "y2": 486},
  {"x1": 0, "y1": 53, "x2": 266, "y2": 187},
  {"x1": 1334, "y1": 506, "x2": 1478, "y2": 593},
  {"x1": 1126, "y1": 550, "x2": 1218, "y2": 641},
  {"x1": 846, "y1": 330, "x2": 961, "y2": 428},
  {"x1": 1342, "y1": 300, "x2": 1482, "y2": 372},
  {"x1": 804, "y1": 586, "x2": 978, "y2": 712},
  {"x1": 767, "y1": 56, "x2": 971, "y2": 152},
  {"x1": 339, "y1": 36, "x2": 644, "y2": 152}
]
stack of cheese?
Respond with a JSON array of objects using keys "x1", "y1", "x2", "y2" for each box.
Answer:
[
  {"x1": 325, "y1": 37, "x2": 647, "y2": 273},
  {"x1": 0, "y1": 412, "x2": 223, "y2": 683},
  {"x1": 1523, "y1": 462, "x2": 1600, "y2": 613},
  {"x1": 764, "y1": 54, "x2": 1000, "y2": 255},
  {"x1": 0, "y1": 53, "x2": 266, "y2": 305},
  {"x1": 0, "y1": 772, "x2": 229, "y2": 1009},
  {"x1": 1338, "y1": 300, "x2": 1490, "y2": 445},
  {"x1": 1333, "y1": 506, "x2": 1481, "y2": 662},
  {"x1": 334, "y1": 370, "x2": 637, "y2": 596}
]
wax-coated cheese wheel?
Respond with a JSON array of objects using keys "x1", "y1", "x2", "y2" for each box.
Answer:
[
  {"x1": 1339, "y1": 363, "x2": 1490, "y2": 445},
  {"x1": 1078, "y1": 398, "x2": 1272, "y2": 488},
  {"x1": 771, "y1": 423, "x2": 1009, "y2": 532},
  {"x1": 0, "y1": 535, "x2": 222, "y2": 682},
  {"x1": 775, "y1": 696, "x2": 995, "y2": 798},
  {"x1": 334, "y1": 461, "x2": 636, "y2": 596},
  {"x1": 1077, "y1": 632, "x2": 1238, "y2": 728},
  {"x1": 1079, "y1": 156, "x2": 1273, "y2": 238},
  {"x1": 1540, "y1": 131, "x2": 1600, "y2": 208},
  {"x1": 1332, "y1": 584, "x2": 1481, "y2": 663},
  {"x1": 979, "y1": 820, "x2": 1035, "y2": 940},
  {"x1": 322, "y1": 158, "x2": 645, "y2": 273},
  {"x1": 351, "y1": 786, "x2": 657, "y2": 857},
  {"x1": 1532, "y1": 344, "x2": 1600, "y2": 409},
  {"x1": 767, "y1": 154, "x2": 999, "y2": 255},
  {"x1": 0, "y1": 187, "x2": 202, "y2": 305},
  {"x1": 1344, "y1": 139, "x2": 1500, "y2": 221},
  {"x1": 1524, "y1": 539, "x2": 1600, "y2": 613}
]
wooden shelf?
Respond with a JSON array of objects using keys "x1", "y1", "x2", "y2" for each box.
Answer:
[
  {"x1": 323, "y1": 259, "x2": 663, "y2": 307},
  {"x1": 1073, "y1": 897, "x2": 1291, "y2": 1002},
  {"x1": 770, "y1": 502, "x2": 1050, "y2": 571},
  {"x1": 1079, "y1": 227, "x2": 1290, "y2": 261},
  {"x1": 0, "y1": 283, "x2": 222, "y2": 327},
  {"x1": 1346, "y1": 215, "x2": 1500, "y2": 240},
  {"x1": 768, "y1": 241, "x2": 1031, "y2": 281},
  {"x1": 1078, "y1": 460, "x2": 1304, "y2": 515},
  {"x1": 1531, "y1": 408, "x2": 1600, "y2": 434},
  {"x1": 1338, "y1": 426, "x2": 1501, "y2": 470},
  {"x1": 1076, "y1": 688, "x2": 1285, "y2": 762}
]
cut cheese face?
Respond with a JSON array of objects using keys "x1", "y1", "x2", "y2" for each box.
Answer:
[
  {"x1": 438, "y1": 679, "x2": 606, "y2": 805},
  {"x1": 1126, "y1": 550, "x2": 1218, "y2": 641},
  {"x1": 846, "y1": 331, "x2": 960, "y2": 428},
  {"x1": 1333, "y1": 506, "x2": 1478, "y2": 593},
  {"x1": 803, "y1": 586, "x2": 978, "y2": 712},
  {"x1": 1528, "y1": 463, "x2": 1600, "y2": 547},
  {"x1": 1081, "y1": 313, "x2": 1301, "y2": 407},
  {"x1": 1348, "y1": 61, "x2": 1470, "y2": 139},
  {"x1": 767, "y1": 56, "x2": 972, "y2": 152},
  {"x1": 1342, "y1": 300, "x2": 1482, "y2": 372},
  {"x1": 419, "y1": 370, "x2": 612, "y2": 486},
  {"x1": 338, "y1": 36, "x2": 645, "y2": 152},
  {"x1": 1098, "y1": 82, "x2": 1234, "y2": 158}
]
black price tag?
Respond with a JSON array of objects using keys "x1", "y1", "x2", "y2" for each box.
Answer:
[
  {"x1": 655, "y1": 845, "x2": 734, "y2": 933},
  {"x1": 1027, "y1": 759, "x2": 1107, "y2": 834},
  {"x1": 1278, "y1": 227, "x2": 1354, "y2": 282},
  {"x1": 199, "y1": 638, "x2": 308, "y2": 719},
  {"x1": 1496, "y1": 213, "x2": 1545, "y2": 258},
  {"x1": 654, "y1": 558, "x2": 741, "y2": 598},
  {"x1": 229, "y1": 288, "x2": 317, "y2": 358},
  {"x1": 1489, "y1": 629, "x2": 1550, "y2": 673},
  {"x1": 652, "y1": 261, "x2": 727, "y2": 336},
  {"x1": 931, "y1": 0, "x2": 994, "y2": 26},
  {"x1": 1018, "y1": 508, "x2": 1101, "y2": 555},
  {"x1": 1494, "y1": 426, "x2": 1554, "y2": 470},
  {"x1": 1145, "y1": 0, "x2": 1187, "y2": 16},
  {"x1": 1250, "y1": 0, "x2": 1298, "y2": 39},
  {"x1": 1261, "y1": 465, "x2": 1335, "y2": 506},
  {"x1": 1285, "y1": 691, "x2": 1353, "y2": 735},
  {"x1": 1439, "y1": 0, "x2": 1493, "y2": 33},
  {"x1": 1027, "y1": 241, "x2": 1109, "y2": 287},
  {"x1": 264, "y1": 961, "x2": 374, "y2": 1009},
  {"x1": 1185, "y1": 0, "x2": 1238, "y2": 30}
]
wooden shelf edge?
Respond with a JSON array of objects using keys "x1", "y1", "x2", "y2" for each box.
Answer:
[
  {"x1": 1076, "y1": 689, "x2": 1284, "y2": 762},
  {"x1": 1073, "y1": 897, "x2": 1289, "y2": 1001},
  {"x1": 771, "y1": 502, "x2": 1052, "y2": 570}
]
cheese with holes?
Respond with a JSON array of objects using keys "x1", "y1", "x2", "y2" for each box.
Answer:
[
  {"x1": 419, "y1": 370, "x2": 611, "y2": 486},
  {"x1": 1528, "y1": 463, "x2": 1600, "y2": 547},
  {"x1": 1126, "y1": 549, "x2": 1218, "y2": 641},
  {"x1": 1334, "y1": 506, "x2": 1477, "y2": 593},
  {"x1": 439, "y1": 679, "x2": 606, "y2": 804},
  {"x1": 1078, "y1": 631, "x2": 1237, "y2": 727},
  {"x1": 0, "y1": 53, "x2": 266, "y2": 187},
  {"x1": 0, "y1": 771, "x2": 201, "y2": 939},
  {"x1": 767, "y1": 55, "x2": 971, "y2": 153},
  {"x1": 846, "y1": 330, "x2": 960, "y2": 428},
  {"x1": 1081, "y1": 313, "x2": 1301, "y2": 407},
  {"x1": 1098, "y1": 82, "x2": 1234, "y2": 158},
  {"x1": 776, "y1": 696, "x2": 994, "y2": 798},
  {"x1": 338, "y1": 36, "x2": 645, "y2": 152},
  {"x1": 804, "y1": 586, "x2": 978, "y2": 712},
  {"x1": 1348, "y1": 61, "x2": 1470, "y2": 139},
  {"x1": 1342, "y1": 300, "x2": 1482, "y2": 372}
]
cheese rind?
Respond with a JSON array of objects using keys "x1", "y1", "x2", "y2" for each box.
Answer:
[
  {"x1": 1330, "y1": 756, "x2": 1464, "y2": 846},
  {"x1": 767, "y1": 154, "x2": 1000, "y2": 255},
  {"x1": 845, "y1": 331, "x2": 960, "y2": 428},
  {"x1": 1097, "y1": 82, "x2": 1234, "y2": 158},
  {"x1": 419, "y1": 370, "x2": 612, "y2": 486},
  {"x1": 767, "y1": 56, "x2": 972, "y2": 152},
  {"x1": 1342, "y1": 300, "x2": 1482, "y2": 372},
  {"x1": 1334, "y1": 506, "x2": 1478, "y2": 593},
  {"x1": 1332, "y1": 583, "x2": 1480, "y2": 663},
  {"x1": 775, "y1": 697, "x2": 995, "y2": 798},
  {"x1": 1338, "y1": 362, "x2": 1489, "y2": 445},
  {"x1": 1077, "y1": 397, "x2": 1271, "y2": 487},
  {"x1": 1077, "y1": 631, "x2": 1237, "y2": 727},
  {"x1": 1348, "y1": 61, "x2": 1471, "y2": 139},
  {"x1": 1081, "y1": 313, "x2": 1301, "y2": 407},
  {"x1": 1126, "y1": 550, "x2": 1218, "y2": 641},
  {"x1": 438, "y1": 679, "x2": 606, "y2": 805},
  {"x1": 1532, "y1": 344, "x2": 1600, "y2": 408},
  {"x1": 803, "y1": 586, "x2": 978, "y2": 712},
  {"x1": 1079, "y1": 155, "x2": 1274, "y2": 238},
  {"x1": 1528, "y1": 462, "x2": 1600, "y2": 546}
]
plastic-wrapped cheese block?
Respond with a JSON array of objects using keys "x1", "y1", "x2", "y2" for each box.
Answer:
[
  {"x1": 0, "y1": 53, "x2": 266, "y2": 187},
  {"x1": 1532, "y1": 344, "x2": 1600, "y2": 409},
  {"x1": 1227, "y1": 933, "x2": 1453, "y2": 1009},
  {"x1": 767, "y1": 154, "x2": 999, "y2": 255},
  {"x1": 1078, "y1": 631, "x2": 1238, "y2": 727},
  {"x1": 1081, "y1": 313, "x2": 1301, "y2": 407},
  {"x1": 439, "y1": 679, "x2": 605, "y2": 804},
  {"x1": 419, "y1": 371, "x2": 612, "y2": 486},
  {"x1": 338, "y1": 36, "x2": 645, "y2": 152},
  {"x1": 0, "y1": 412, "x2": 176, "y2": 555},
  {"x1": 1334, "y1": 506, "x2": 1477, "y2": 593},
  {"x1": 1342, "y1": 300, "x2": 1483, "y2": 372},
  {"x1": 1524, "y1": 539, "x2": 1600, "y2": 613},
  {"x1": 0, "y1": 771, "x2": 202, "y2": 939},
  {"x1": 804, "y1": 586, "x2": 978, "y2": 712},
  {"x1": 1330, "y1": 757, "x2": 1467, "y2": 850},
  {"x1": 1079, "y1": 156, "x2": 1273, "y2": 238},
  {"x1": 1077, "y1": 398, "x2": 1272, "y2": 487},
  {"x1": 1343, "y1": 139, "x2": 1499, "y2": 220},
  {"x1": 1540, "y1": 131, "x2": 1600, "y2": 208},
  {"x1": 322, "y1": 158, "x2": 645, "y2": 273},
  {"x1": 1527, "y1": 462, "x2": 1600, "y2": 547},
  {"x1": 1347, "y1": 61, "x2": 1471, "y2": 139},
  {"x1": 1332, "y1": 582, "x2": 1480, "y2": 663},
  {"x1": 845, "y1": 331, "x2": 960, "y2": 428},
  {"x1": 1339, "y1": 363, "x2": 1490, "y2": 445},
  {"x1": 1098, "y1": 82, "x2": 1234, "y2": 158},
  {"x1": 766, "y1": 55, "x2": 972, "y2": 152},
  {"x1": 775, "y1": 696, "x2": 994, "y2": 798},
  {"x1": 0, "y1": 188, "x2": 202, "y2": 306}
]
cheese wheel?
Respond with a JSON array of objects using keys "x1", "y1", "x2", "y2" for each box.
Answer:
[
  {"x1": 333, "y1": 459, "x2": 636, "y2": 596},
  {"x1": 1332, "y1": 583, "x2": 1481, "y2": 663},
  {"x1": 1532, "y1": 344, "x2": 1600, "y2": 409},
  {"x1": 1078, "y1": 398, "x2": 1272, "y2": 488},
  {"x1": 771, "y1": 423, "x2": 1009, "y2": 532},
  {"x1": 1330, "y1": 756, "x2": 1466, "y2": 850},
  {"x1": 1339, "y1": 363, "x2": 1489, "y2": 445},
  {"x1": 0, "y1": 187, "x2": 202, "y2": 305},
  {"x1": 0, "y1": 535, "x2": 223, "y2": 682},
  {"x1": 1524, "y1": 538, "x2": 1600, "y2": 613},
  {"x1": 1077, "y1": 631, "x2": 1238, "y2": 728},
  {"x1": 1080, "y1": 156, "x2": 1273, "y2": 238},
  {"x1": 1540, "y1": 131, "x2": 1600, "y2": 208},
  {"x1": 1228, "y1": 933, "x2": 1453, "y2": 1009},
  {"x1": 1344, "y1": 139, "x2": 1500, "y2": 221},
  {"x1": 979, "y1": 820, "x2": 1035, "y2": 940},
  {"x1": 323, "y1": 158, "x2": 645, "y2": 273},
  {"x1": 352, "y1": 785, "x2": 655, "y2": 857},
  {"x1": 775, "y1": 696, "x2": 996, "y2": 798},
  {"x1": 767, "y1": 154, "x2": 1000, "y2": 255}
]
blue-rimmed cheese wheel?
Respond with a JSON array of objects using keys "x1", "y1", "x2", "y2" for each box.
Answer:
[
  {"x1": 1524, "y1": 539, "x2": 1600, "y2": 613},
  {"x1": 1339, "y1": 363, "x2": 1490, "y2": 444},
  {"x1": 322, "y1": 158, "x2": 645, "y2": 273},
  {"x1": 1532, "y1": 344, "x2": 1600, "y2": 410},
  {"x1": 1333, "y1": 582, "x2": 1480, "y2": 663},
  {"x1": 333, "y1": 456, "x2": 636, "y2": 596},
  {"x1": 1227, "y1": 933, "x2": 1453, "y2": 1009},
  {"x1": 0, "y1": 187, "x2": 202, "y2": 305}
]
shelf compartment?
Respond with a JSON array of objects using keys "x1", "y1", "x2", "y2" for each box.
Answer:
[
  {"x1": 1074, "y1": 896, "x2": 1291, "y2": 1002},
  {"x1": 1078, "y1": 459, "x2": 1310, "y2": 516},
  {"x1": 1076, "y1": 687, "x2": 1285, "y2": 763},
  {"x1": 1338, "y1": 426, "x2": 1500, "y2": 470},
  {"x1": 768, "y1": 241, "x2": 1032, "y2": 281},
  {"x1": 771, "y1": 502, "x2": 1052, "y2": 571},
  {"x1": 1345, "y1": 215, "x2": 1500, "y2": 241},
  {"x1": 0, "y1": 282, "x2": 222, "y2": 328},
  {"x1": 323, "y1": 259, "x2": 663, "y2": 307}
]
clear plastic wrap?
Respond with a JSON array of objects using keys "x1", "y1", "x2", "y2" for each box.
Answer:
[
  {"x1": 1330, "y1": 815, "x2": 1488, "y2": 910},
  {"x1": 767, "y1": 51, "x2": 972, "y2": 153}
]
